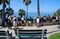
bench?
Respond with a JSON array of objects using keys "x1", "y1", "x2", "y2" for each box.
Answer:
[
  {"x1": 0, "y1": 30, "x2": 9, "y2": 39},
  {"x1": 14, "y1": 29, "x2": 47, "y2": 39}
]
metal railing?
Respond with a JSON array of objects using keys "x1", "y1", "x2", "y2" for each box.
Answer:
[
  {"x1": 14, "y1": 29, "x2": 47, "y2": 39},
  {"x1": 0, "y1": 30, "x2": 9, "y2": 39}
]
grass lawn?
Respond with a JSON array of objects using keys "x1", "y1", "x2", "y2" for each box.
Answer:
[{"x1": 48, "y1": 32, "x2": 60, "y2": 39}]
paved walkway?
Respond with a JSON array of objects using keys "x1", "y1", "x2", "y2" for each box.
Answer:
[{"x1": 0, "y1": 25, "x2": 60, "y2": 39}]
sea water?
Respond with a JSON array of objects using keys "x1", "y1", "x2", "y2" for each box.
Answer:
[{"x1": 13, "y1": 12, "x2": 53, "y2": 18}]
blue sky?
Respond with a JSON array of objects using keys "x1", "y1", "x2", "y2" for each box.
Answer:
[
  {"x1": 10, "y1": 0, "x2": 37, "y2": 13},
  {"x1": 0, "y1": 0, "x2": 60, "y2": 13},
  {"x1": 40, "y1": 0, "x2": 60, "y2": 13}
]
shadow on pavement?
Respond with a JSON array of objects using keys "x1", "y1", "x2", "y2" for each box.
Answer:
[
  {"x1": 47, "y1": 30, "x2": 60, "y2": 34},
  {"x1": 0, "y1": 36, "x2": 47, "y2": 39},
  {"x1": 58, "y1": 25, "x2": 60, "y2": 29}
]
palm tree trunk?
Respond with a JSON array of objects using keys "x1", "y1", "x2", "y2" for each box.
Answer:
[
  {"x1": 2, "y1": 1, "x2": 5, "y2": 26},
  {"x1": 27, "y1": 5, "x2": 28, "y2": 18},
  {"x1": 9, "y1": 0, "x2": 10, "y2": 15},
  {"x1": 37, "y1": 0, "x2": 40, "y2": 16}
]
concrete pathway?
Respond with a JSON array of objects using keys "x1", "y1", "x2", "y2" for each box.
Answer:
[{"x1": 0, "y1": 25, "x2": 60, "y2": 39}]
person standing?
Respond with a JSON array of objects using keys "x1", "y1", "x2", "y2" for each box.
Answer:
[
  {"x1": 7, "y1": 16, "x2": 12, "y2": 29},
  {"x1": 56, "y1": 16, "x2": 59, "y2": 22},
  {"x1": 13, "y1": 16, "x2": 17, "y2": 28},
  {"x1": 21, "y1": 16, "x2": 26, "y2": 26},
  {"x1": 36, "y1": 17, "x2": 40, "y2": 26},
  {"x1": 21, "y1": 16, "x2": 25, "y2": 23}
]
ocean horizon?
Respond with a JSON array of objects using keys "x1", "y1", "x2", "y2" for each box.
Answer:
[{"x1": 13, "y1": 12, "x2": 54, "y2": 18}]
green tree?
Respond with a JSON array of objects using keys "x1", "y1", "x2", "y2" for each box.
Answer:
[
  {"x1": 18, "y1": 9, "x2": 25, "y2": 17},
  {"x1": 53, "y1": 9, "x2": 60, "y2": 16},
  {"x1": 0, "y1": 0, "x2": 9, "y2": 25},
  {"x1": 37, "y1": 0, "x2": 40, "y2": 16},
  {"x1": 23, "y1": 0, "x2": 31, "y2": 18},
  {"x1": 53, "y1": 12, "x2": 57, "y2": 16},
  {"x1": 6, "y1": 0, "x2": 13, "y2": 16},
  {"x1": 56, "y1": 9, "x2": 60, "y2": 16},
  {"x1": 6, "y1": 8, "x2": 14, "y2": 16},
  {"x1": 0, "y1": 8, "x2": 14, "y2": 18},
  {"x1": 0, "y1": 0, "x2": 9, "y2": 17}
]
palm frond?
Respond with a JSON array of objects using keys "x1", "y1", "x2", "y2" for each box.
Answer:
[
  {"x1": 0, "y1": 0, "x2": 2, "y2": 5},
  {"x1": 23, "y1": 0, "x2": 25, "y2": 3},
  {"x1": 5, "y1": 0, "x2": 9, "y2": 5},
  {"x1": 23, "y1": 0, "x2": 31, "y2": 5}
]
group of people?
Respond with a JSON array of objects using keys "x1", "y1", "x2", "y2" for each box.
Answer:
[
  {"x1": 3, "y1": 15, "x2": 25, "y2": 28},
  {"x1": 35, "y1": 16, "x2": 58, "y2": 23},
  {"x1": 3, "y1": 16, "x2": 17, "y2": 28},
  {"x1": 34, "y1": 16, "x2": 59, "y2": 26},
  {"x1": 2, "y1": 15, "x2": 60, "y2": 28}
]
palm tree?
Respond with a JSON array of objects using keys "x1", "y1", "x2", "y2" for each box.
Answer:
[
  {"x1": 7, "y1": 0, "x2": 14, "y2": 16},
  {"x1": 18, "y1": 9, "x2": 25, "y2": 17},
  {"x1": 6, "y1": 8, "x2": 14, "y2": 16},
  {"x1": 37, "y1": 0, "x2": 40, "y2": 17},
  {"x1": 0, "y1": 0, "x2": 9, "y2": 26},
  {"x1": 0, "y1": 8, "x2": 14, "y2": 18},
  {"x1": 23, "y1": 0, "x2": 31, "y2": 18}
]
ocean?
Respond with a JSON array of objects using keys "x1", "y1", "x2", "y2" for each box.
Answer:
[{"x1": 14, "y1": 12, "x2": 54, "y2": 18}]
